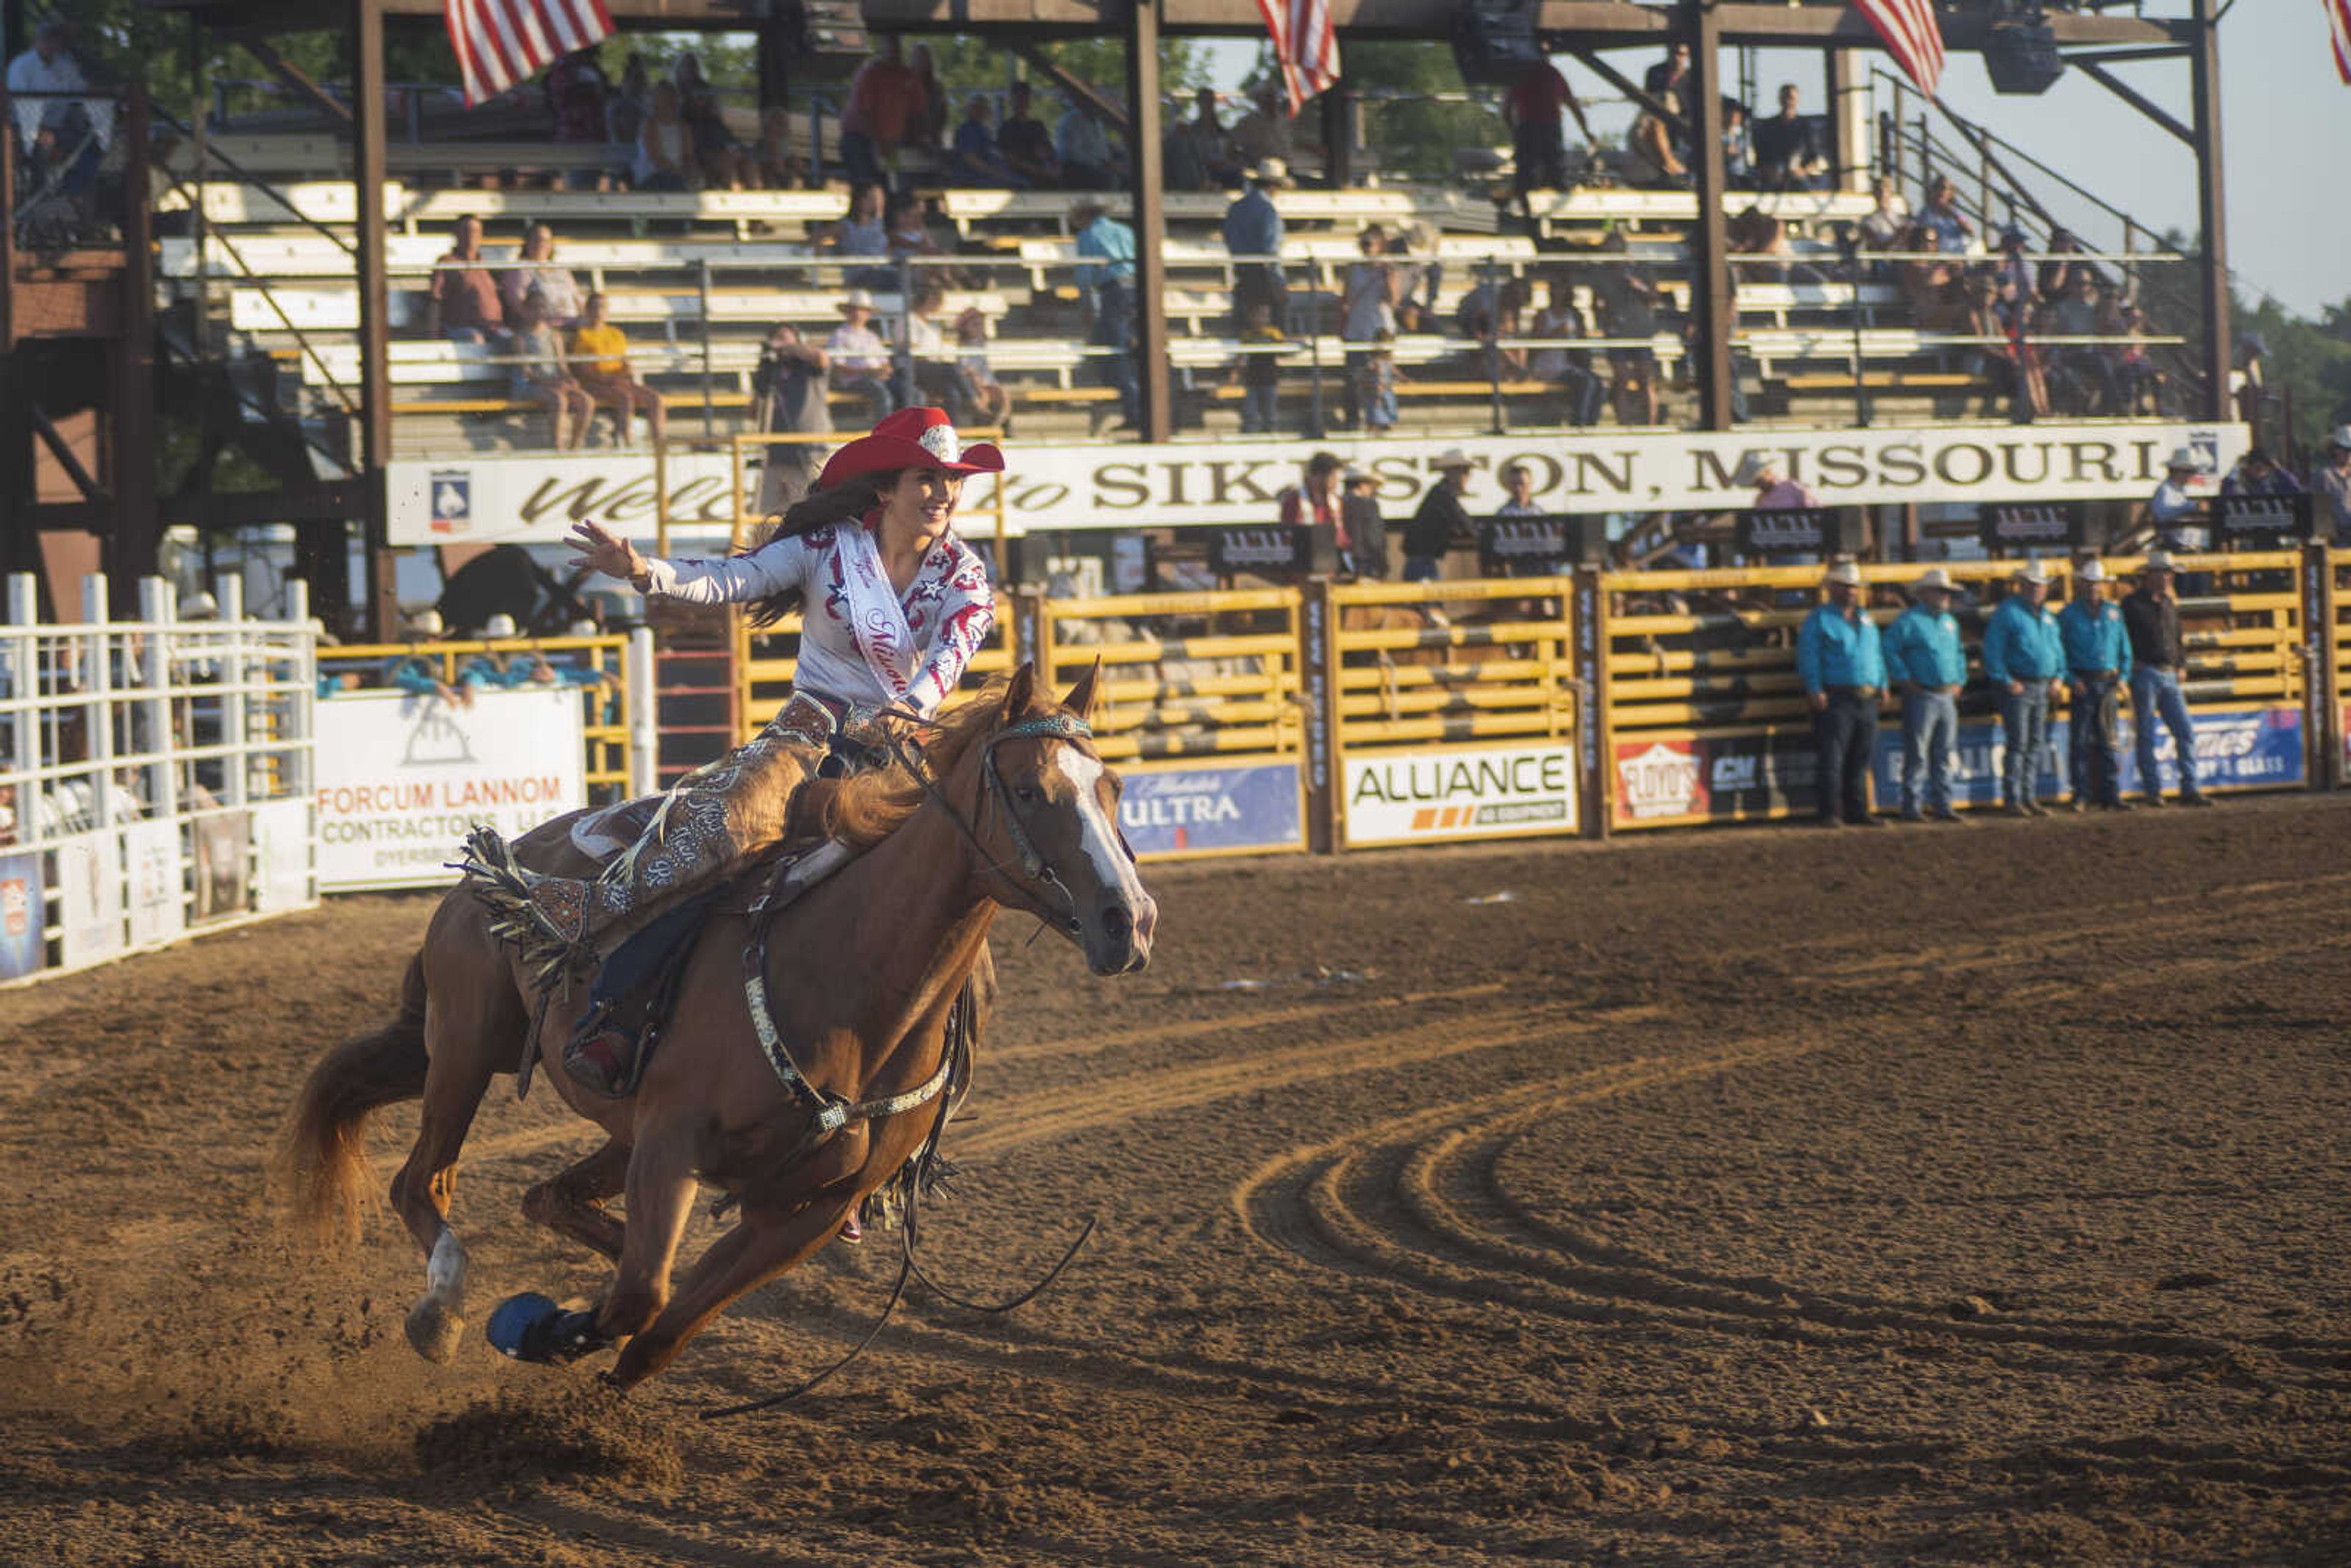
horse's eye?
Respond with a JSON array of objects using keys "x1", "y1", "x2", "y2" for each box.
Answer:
[{"x1": 1014, "y1": 782, "x2": 1043, "y2": 805}]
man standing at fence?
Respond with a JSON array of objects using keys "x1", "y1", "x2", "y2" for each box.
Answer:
[
  {"x1": 1073, "y1": 199, "x2": 1140, "y2": 433},
  {"x1": 1982, "y1": 561, "x2": 2065, "y2": 817},
  {"x1": 1224, "y1": 159, "x2": 1289, "y2": 335},
  {"x1": 2058, "y1": 560, "x2": 2132, "y2": 812},
  {"x1": 1796, "y1": 562, "x2": 1886, "y2": 829},
  {"x1": 2311, "y1": 426, "x2": 2351, "y2": 545},
  {"x1": 1883, "y1": 566, "x2": 1968, "y2": 824},
  {"x1": 2121, "y1": 549, "x2": 2213, "y2": 808},
  {"x1": 1402, "y1": 450, "x2": 1475, "y2": 583}
]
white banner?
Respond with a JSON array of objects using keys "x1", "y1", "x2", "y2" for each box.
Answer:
[
  {"x1": 124, "y1": 819, "x2": 187, "y2": 949},
  {"x1": 313, "y1": 689, "x2": 587, "y2": 891},
  {"x1": 391, "y1": 421, "x2": 2246, "y2": 545},
  {"x1": 1343, "y1": 741, "x2": 1579, "y2": 847},
  {"x1": 55, "y1": 831, "x2": 125, "y2": 969},
  {"x1": 252, "y1": 798, "x2": 315, "y2": 914}
]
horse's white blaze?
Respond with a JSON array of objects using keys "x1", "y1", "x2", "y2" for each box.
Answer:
[
  {"x1": 426, "y1": 1228, "x2": 468, "y2": 1302},
  {"x1": 1055, "y1": 747, "x2": 1145, "y2": 907}
]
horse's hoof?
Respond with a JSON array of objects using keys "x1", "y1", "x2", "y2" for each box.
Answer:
[
  {"x1": 406, "y1": 1298, "x2": 467, "y2": 1364},
  {"x1": 487, "y1": 1291, "x2": 607, "y2": 1365}
]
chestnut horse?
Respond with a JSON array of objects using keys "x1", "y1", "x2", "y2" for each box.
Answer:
[{"x1": 280, "y1": 663, "x2": 1157, "y2": 1390}]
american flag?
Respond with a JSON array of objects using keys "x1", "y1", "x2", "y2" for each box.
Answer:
[
  {"x1": 1856, "y1": 0, "x2": 1946, "y2": 97},
  {"x1": 2328, "y1": 0, "x2": 2351, "y2": 84},
  {"x1": 1256, "y1": 0, "x2": 1339, "y2": 118},
  {"x1": 445, "y1": 0, "x2": 615, "y2": 108}
]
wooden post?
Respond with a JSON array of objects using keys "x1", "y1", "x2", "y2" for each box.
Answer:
[
  {"x1": 1573, "y1": 565, "x2": 1611, "y2": 839},
  {"x1": 109, "y1": 86, "x2": 160, "y2": 599},
  {"x1": 1321, "y1": 76, "x2": 1351, "y2": 188},
  {"x1": 1125, "y1": 0, "x2": 1172, "y2": 443},
  {"x1": 353, "y1": 0, "x2": 396, "y2": 637},
  {"x1": 2190, "y1": 0, "x2": 2232, "y2": 424},
  {"x1": 1685, "y1": 1, "x2": 1734, "y2": 430},
  {"x1": 2305, "y1": 542, "x2": 2340, "y2": 790},
  {"x1": 1299, "y1": 576, "x2": 1340, "y2": 852}
]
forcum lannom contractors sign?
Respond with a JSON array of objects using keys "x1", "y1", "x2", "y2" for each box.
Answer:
[{"x1": 388, "y1": 421, "x2": 2246, "y2": 545}]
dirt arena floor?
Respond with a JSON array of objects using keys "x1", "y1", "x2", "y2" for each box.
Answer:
[{"x1": 4, "y1": 791, "x2": 2350, "y2": 1566}]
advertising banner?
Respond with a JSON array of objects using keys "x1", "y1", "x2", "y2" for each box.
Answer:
[
  {"x1": 1344, "y1": 742, "x2": 1578, "y2": 847},
  {"x1": 1119, "y1": 762, "x2": 1303, "y2": 858},
  {"x1": 2115, "y1": 703, "x2": 2303, "y2": 793},
  {"x1": 0, "y1": 852, "x2": 43, "y2": 982},
  {"x1": 2212, "y1": 494, "x2": 2311, "y2": 547},
  {"x1": 1614, "y1": 730, "x2": 1821, "y2": 828},
  {"x1": 192, "y1": 811, "x2": 252, "y2": 924},
  {"x1": 313, "y1": 688, "x2": 587, "y2": 891},
  {"x1": 252, "y1": 799, "x2": 315, "y2": 914},
  {"x1": 391, "y1": 420, "x2": 2247, "y2": 544},
  {"x1": 54, "y1": 830, "x2": 124, "y2": 969},
  {"x1": 1978, "y1": 500, "x2": 2087, "y2": 553},
  {"x1": 124, "y1": 819, "x2": 187, "y2": 949}
]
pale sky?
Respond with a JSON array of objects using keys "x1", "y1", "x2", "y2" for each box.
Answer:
[{"x1": 1203, "y1": 4, "x2": 2350, "y2": 318}]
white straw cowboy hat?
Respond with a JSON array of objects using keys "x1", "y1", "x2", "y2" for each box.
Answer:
[
  {"x1": 406, "y1": 609, "x2": 445, "y2": 637},
  {"x1": 2143, "y1": 548, "x2": 2179, "y2": 572},
  {"x1": 841, "y1": 288, "x2": 876, "y2": 312},
  {"x1": 1432, "y1": 448, "x2": 1474, "y2": 471},
  {"x1": 2165, "y1": 445, "x2": 2204, "y2": 471},
  {"x1": 1912, "y1": 566, "x2": 1954, "y2": 591},
  {"x1": 482, "y1": 613, "x2": 519, "y2": 639},
  {"x1": 2076, "y1": 559, "x2": 2112, "y2": 583},
  {"x1": 2014, "y1": 560, "x2": 2052, "y2": 585},
  {"x1": 1824, "y1": 561, "x2": 1862, "y2": 586},
  {"x1": 2328, "y1": 424, "x2": 2351, "y2": 451},
  {"x1": 1252, "y1": 156, "x2": 1291, "y2": 186}
]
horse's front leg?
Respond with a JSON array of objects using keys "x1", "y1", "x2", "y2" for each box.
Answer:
[{"x1": 593, "y1": 1112, "x2": 707, "y2": 1343}]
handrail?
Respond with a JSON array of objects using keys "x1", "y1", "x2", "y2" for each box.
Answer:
[{"x1": 150, "y1": 101, "x2": 357, "y2": 258}]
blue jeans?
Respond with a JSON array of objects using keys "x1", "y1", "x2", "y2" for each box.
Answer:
[
  {"x1": 2000, "y1": 683, "x2": 2052, "y2": 806},
  {"x1": 1403, "y1": 555, "x2": 1441, "y2": 583},
  {"x1": 2068, "y1": 674, "x2": 2124, "y2": 806},
  {"x1": 1240, "y1": 382, "x2": 1278, "y2": 433},
  {"x1": 1900, "y1": 689, "x2": 1957, "y2": 815},
  {"x1": 1092, "y1": 279, "x2": 1139, "y2": 426},
  {"x1": 1561, "y1": 365, "x2": 1605, "y2": 427},
  {"x1": 2130, "y1": 666, "x2": 2200, "y2": 798},
  {"x1": 1813, "y1": 689, "x2": 1878, "y2": 823},
  {"x1": 839, "y1": 130, "x2": 883, "y2": 187}
]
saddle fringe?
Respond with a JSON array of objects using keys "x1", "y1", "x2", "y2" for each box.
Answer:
[{"x1": 452, "y1": 825, "x2": 588, "y2": 989}]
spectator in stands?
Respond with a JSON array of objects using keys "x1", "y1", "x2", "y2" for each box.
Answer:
[
  {"x1": 1884, "y1": 566, "x2": 1967, "y2": 823},
  {"x1": 1993, "y1": 227, "x2": 2034, "y2": 311},
  {"x1": 1623, "y1": 89, "x2": 1687, "y2": 190},
  {"x1": 1229, "y1": 298, "x2": 1287, "y2": 435},
  {"x1": 568, "y1": 291, "x2": 666, "y2": 449},
  {"x1": 1982, "y1": 561, "x2": 2064, "y2": 817},
  {"x1": 1643, "y1": 41, "x2": 1691, "y2": 98},
  {"x1": 509, "y1": 289, "x2": 594, "y2": 451},
  {"x1": 1396, "y1": 221, "x2": 1443, "y2": 332},
  {"x1": 1341, "y1": 467, "x2": 1387, "y2": 579},
  {"x1": 2122, "y1": 550, "x2": 2211, "y2": 808},
  {"x1": 2036, "y1": 227, "x2": 2092, "y2": 301},
  {"x1": 607, "y1": 54, "x2": 650, "y2": 152},
  {"x1": 752, "y1": 324, "x2": 830, "y2": 514},
  {"x1": 1496, "y1": 462, "x2": 1543, "y2": 519},
  {"x1": 755, "y1": 107, "x2": 807, "y2": 190},
  {"x1": 2044, "y1": 270, "x2": 2120, "y2": 415},
  {"x1": 424, "y1": 214, "x2": 506, "y2": 343},
  {"x1": 1360, "y1": 329, "x2": 1401, "y2": 436},
  {"x1": 885, "y1": 190, "x2": 953, "y2": 282},
  {"x1": 996, "y1": 81, "x2": 1060, "y2": 189},
  {"x1": 1737, "y1": 452, "x2": 1818, "y2": 511},
  {"x1": 2229, "y1": 331, "x2": 2268, "y2": 431},
  {"x1": 840, "y1": 36, "x2": 926, "y2": 190},
  {"x1": 1056, "y1": 100, "x2": 1119, "y2": 190},
  {"x1": 902, "y1": 280, "x2": 953, "y2": 411},
  {"x1": 2106, "y1": 299, "x2": 2165, "y2": 416},
  {"x1": 1591, "y1": 234, "x2": 1660, "y2": 426},
  {"x1": 1977, "y1": 268, "x2": 2047, "y2": 423},
  {"x1": 1504, "y1": 54, "x2": 1594, "y2": 216},
  {"x1": 953, "y1": 309, "x2": 1011, "y2": 433},
  {"x1": 1340, "y1": 223, "x2": 1402, "y2": 427},
  {"x1": 1073, "y1": 198, "x2": 1140, "y2": 431},
  {"x1": 910, "y1": 45, "x2": 950, "y2": 151},
  {"x1": 949, "y1": 94, "x2": 1019, "y2": 188},
  {"x1": 1798, "y1": 562, "x2": 1886, "y2": 828},
  {"x1": 2309, "y1": 426, "x2": 2351, "y2": 544},
  {"x1": 673, "y1": 53, "x2": 752, "y2": 189},
  {"x1": 634, "y1": 80, "x2": 695, "y2": 192},
  {"x1": 827, "y1": 288, "x2": 896, "y2": 424},
  {"x1": 1224, "y1": 159, "x2": 1289, "y2": 334},
  {"x1": 1727, "y1": 204, "x2": 1794, "y2": 285},
  {"x1": 825, "y1": 181, "x2": 892, "y2": 288},
  {"x1": 1474, "y1": 281, "x2": 1532, "y2": 386},
  {"x1": 1915, "y1": 176, "x2": 1973, "y2": 254},
  {"x1": 501, "y1": 222, "x2": 583, "y2": 326},
  {"x1": 1280, "y1": 451, "x2": 1346, "y2": 560},
  {"x1": 547, "y1": 50, "x2": 612, "y2": 189},
  {"x1": 1402, "y1": 450, "x2": 1475, "y2": 582},
  {"x1": 1720, "y1": 97, "x2": 1756, "y2": 190},
  {"x1": 1753, "y1": 83, "x2": 1828, "y2": 192},
  {"x1": 2148, "y1": 445, "x2": 2210, "y2": 554},
  {"x1": 1228, "y1": 83, "x2": 1294, "y2": 173},
  {"x1": 1169, "y1": 87, "x2": 1238, "y2": 192},
  {"x1": 1859, "y1": 174, "x2": 1910, "y2": 268},
  {"x1": 6, "y1": 20, "x2": 99, "y2": 192},
  {"x1": 2058, "y1": 559, "x2": 2132, "y2": 813},
  {"x1": 1530, "y1": 274, "x2": 1603, "y2": 429},
  {"x1": 2221, "y1": 447, "x2": 2301, "y2": 500}
]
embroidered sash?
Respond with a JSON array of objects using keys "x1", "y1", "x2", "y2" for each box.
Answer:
[{"x1": 833, "y1": 520, "x2": 921, "y2": 702}]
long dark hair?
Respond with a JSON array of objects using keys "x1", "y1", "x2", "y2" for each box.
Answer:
[{"x1": 744, "y1": 470, "x2": 898, "y2": 627}]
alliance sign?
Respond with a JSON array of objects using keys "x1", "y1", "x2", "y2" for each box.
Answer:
[{"x1": 389, "y1": 421, "x2": 2247, "y2": 545}]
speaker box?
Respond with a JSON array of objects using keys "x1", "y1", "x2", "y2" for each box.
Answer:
[
  {"x1": 1450, "y1": 0, "x2": 1546, "y2": 88},
  {"x1": 1987, "y1": 18, "x2": 2065, "y2": 95},
  {"x1": 798, "y1": 1, "x2": 868, "y2": 58}
]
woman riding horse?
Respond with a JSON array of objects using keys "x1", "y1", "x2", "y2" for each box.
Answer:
[{"x1": 462, "y1": 406, "x2": 1002, "y2": 1095}]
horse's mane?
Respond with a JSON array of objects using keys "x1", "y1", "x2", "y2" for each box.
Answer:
[{"x1": 822, "y1": 677, "x2": 1019, "y2": 849}]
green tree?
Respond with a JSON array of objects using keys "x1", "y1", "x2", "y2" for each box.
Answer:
[{"x1": 1325, "y1": 41, "x2": 1502, "y2": 183}]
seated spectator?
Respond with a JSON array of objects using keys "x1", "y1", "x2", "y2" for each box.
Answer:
[
  {"x1": 546, "y1": 49, "x2": 612, "y2": 190},
  {"x1": 825, "y1": 181, "x2": 892, "y2": 288},
  {"x1": 1341, "y1": 223, "x2": 1401, "y2": 426},
  {"x1": 1591, "y1": 236, "x2": 1660, "y2": 426},
  {"x1": 2037, "y1": 227, "x2": 2093, "y2": 300},
  {"x1": 1644, "y1": 41, "x2": 1692, "y2": 97},
  {"x1": 1752, "y1": 83, "x2": 1828, "y2": 191},
  {"x1": 1359, "y1": 328, "x2": 1400, "y2": 436},
  {"x1": 827, "y1": 289, "x2": 895, "y2": 424},
  {"x1": 6, "y1": 21, "x2": 102, "y2": 194},
  {"x1": 674, "y1": 53, "x2": 752, "y2": 189},
  {"x1": 1229, "y1": 298, "x2": 1288, "y2": 435},
  {"x1": 1914, "y1": 175, "x2": 1973, "y2": 254},
  {"x1": 2046, "y1": 270, "x2": 2120, "y2": 415},
  {"x1": 904, "y1": 280, "x2": 954, "y2": 408},
  {"x1": 754, "y1": 107, "x2": 808, "y2": 189},
  {"x1": 1057, "y1": 100, "x2": 1117, "y2": 190},
  {"x1": 949, "y1": 94, "x2": 1020, "y2": 187},
  {"x1": 1529, "y1": 275, "x2": 1603, "y2": 429},
  {"x1": 2104, "y1": 298, "x2": 2165, "y2": 416},
  {"x1": 1228, "y1": 83, "x2": 1294, "y2": 172},
  {"x1": 752, "y1": 324, "x2": 831, "y2": 514},
  {"x1": 509, "y1": 290, "x2": 594, "y2": 451},
  {"x1": 885, "y1": 190, "x2": 953, "y2": 282},
  {"x1": 1169, "y1": 87, "x2": 1237, "y2": 190},
  {"x1": 568, "y1": 291, "x2": 667, "y2": 448},
  {"x1": 996, "y1": 80, "x2": 1060, "y2": 189},
  {"x1": 634, "y1": 80, "x2": 695, "y2": 191},
  {"x1": 953, "y1": 309, "x2": 1011, "y2": 432},
  {"x1": 1859, "y1": 174, "x2": 1911, "y2": 267},
  {"x1": 839, "y1": 37, "x2": 926, "y2": 189},
  {"x1": 1395, "y1": 221, "x2": 1442, "y2": 331},
  {"x1": 424, "y1": 213, "x2": 506, "y2": 343},
  {"x1": 1623, "y1": 90, "x2": 1688, "y2": 190},
  {"x1": 606, "y1": 53, "x2": 649, "y2": 149},
  {"x1": 1727, "y1": 204, "x2": 1793, "y2": 285},
  {"x1": 1721, "y1": 97, "x2": 1755, "y2": 190},
  {"x1": 2222, "y1": 447, "x2": 2303, "y2": 498},
  {"x1": 501, "y1": 221, "x2": 583, "y2": 326},
  {"x1": 1896, "y1": 221, "x2": 1958, "y2": 323},
  {"x1": 1973, "y1": 269, "x2": 2047, "y2": 422}
]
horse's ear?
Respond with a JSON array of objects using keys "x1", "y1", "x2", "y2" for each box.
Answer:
[
  {"x1": 1001, "y1": 661, "x2": 1037, "y2": 717},
  {"x1": 1062, "y1": 655, "x2": 1102, "y2": 721}
]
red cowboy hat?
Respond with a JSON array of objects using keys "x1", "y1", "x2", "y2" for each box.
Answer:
[{"x1": 815, "y1": 407, "x2": 1005, "y2": 490}]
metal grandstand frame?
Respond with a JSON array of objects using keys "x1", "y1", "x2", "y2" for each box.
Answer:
[{"x1": 6, "y1": 0, "x2": 2233, "y2": 639}]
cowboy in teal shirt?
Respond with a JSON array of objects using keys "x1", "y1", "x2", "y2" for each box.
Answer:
[
  {"x1": 1883, "y1": 566, "x2": 1968, "y2": 820},
  {"x1": 2057, "y1": 560, "x2": 2132, "y2": 809},
  {"x1": 1982, "y1": 561, "x2": 2065, "y2": 813},
  {"x1": 1796, "y1": 562, "x2": 1888, "y2": 827}
]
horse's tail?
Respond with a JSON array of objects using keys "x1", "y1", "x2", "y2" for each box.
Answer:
[{"x1": 277, "y1": 949, "x2": 431, "y2": 1247}]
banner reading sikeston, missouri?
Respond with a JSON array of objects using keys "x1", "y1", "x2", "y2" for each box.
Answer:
[{"x1": 389, "y1": 421, "x2": 2245, "y2": 546}]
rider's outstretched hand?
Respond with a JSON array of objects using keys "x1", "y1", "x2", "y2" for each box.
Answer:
[{"x1": 568, "y1": 520, "x2": 645, "y2": 583}]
